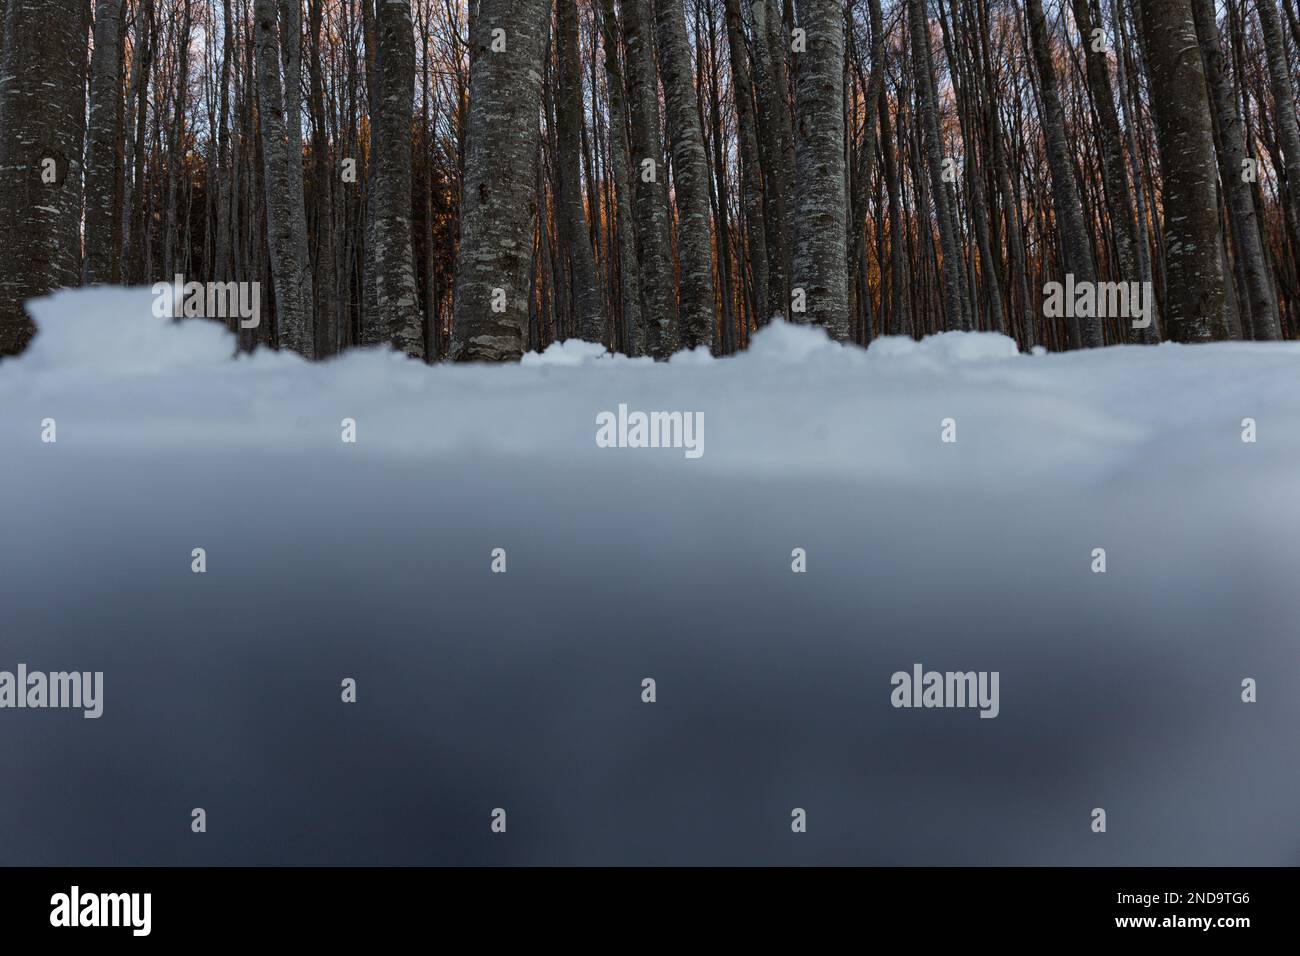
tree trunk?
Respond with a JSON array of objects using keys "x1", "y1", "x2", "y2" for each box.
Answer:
[
  {"x1": 1071, "y1": 0, "x2": 1141, "y2": 300},
  {"x1": 0, "y1": 0, "x2": 89, "y2": 356},
  {"x1": 880, "y1": 82, "x2": 910, "y2": 337},
  {"x1": 1140, "y1": 0, "x2": 1226, "y2": 340},
  {"x1": 451, "y1": 0, "x2": 551, "y2": 361},
  {"x1": 1025, "y1": 0, "x2": 1101, "y2": 347},
  {"x1": 599, "y1": 0, "x2": 644, "y2": 355},
  {"x1": 556, "y1": 0, "x2": 604, "y2": 344},
  {"x1": 369, "y1": 0, "x2": 423, "y2": 357},
  {"x1": 723, "y1": 0, "x2": 768, "y2": 331},
  {"x1": 790, "y1": 0, "x2": 848, "y2": 338},
  {"x1": 1193, "y1": 0, "x2": 1280, "y2": 339},
  {"x1": 1256, "y1": 0, "x2": 1300, "y2": 254},
  {"x1": 623, "y1": 0, "x2": 676, "y2": 357},
  {"x1": 910, "y1": 0, "x2": 971, "y2": 333},
  {"x1": 848, "y1": 0, "x2": 886, "y2": 334},
  {"x1": 254, "y1": 0, "x2": 315, "y2": 355},
  {"x1": 84, "y1": 0, "x2": 124, "y2": 284},
  {"x1": 308, "y1": 0, "x2": 339, "y2": 356},
  {"x1": 655, "y1": 0, "x2": 716, "y2": 351},
  {"x1": 750, "y1": 0, "x2": 794, "y2": 319}
]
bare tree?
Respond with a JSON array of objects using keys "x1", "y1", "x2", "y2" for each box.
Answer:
[
  {"x1": 1192, "y1": 0, "x2": 1280, "y2": 339},
  {"x1": 623, "y1": 0, "x2": 677, "y2": 357},
  {"x1": 791, "y1": 0, "x2": 849, "y2": 338},
  {"x1": 369, "y1": 0, "x2": 424, "y2": 356},
  {"x1": 451, "y1": 0, "x2": 552, "y2": 361},
  {"x1": 655, "y1": 0, "x2": 716, "y2": 351},
  {"x1": 0, "y1": 0, "x2": 89, "y2": 355},
  {"x1": 254, "y1": 0, "x2": 315, "y2": 355},
  {"x1": 1026, "y1": 0, "x2": 1101, "y2": 347},
  {"x1": 599, "y1": 0, "x2": 644, "y2": 354},
  {"x1": 910, "y1": 0, "x2": 971, "y2": 332},
  {"x1": 556, "y1": 0, "x2": 604, "y2": 344},
  {"x1": 1140, "y1": 0, "x2": 1226, "y2": 340},
  {"x1": 84, "y1": 0, "x2": 125, "y2": 285},
  {"x1": 1256, "y1": 0, "x2": 1300, "y2": 252},
  {"x1": 723, "y1": 0, "x2": 768, "y2": 328}
]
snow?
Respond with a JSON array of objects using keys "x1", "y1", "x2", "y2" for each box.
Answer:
[{"x1": 1, "y1": 286, "x2": 1298, "y2": 865}]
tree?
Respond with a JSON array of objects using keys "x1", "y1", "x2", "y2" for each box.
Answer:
[
  {"x1": 1192, "y1": 0, "x2": 1280, "y2": 339},
  {"x1": 723, "y1": 0, "x2": 768, "y2": 329},
  {"x1": 599, "y1": 0, "x2": 644, "y2": 355},
  {"x1": 749, "y1": 0, "x2": 794, "y2": 320},
  {"x1": 84, "y1": 0, "x2": 125, "y2": 285},
  {"x1": 0, "y1": 0, "x2": 89, "y2": 356},
  {"x1": 1140, "y1": 0, "x2": 1226, "y2": 340},
  {"x1": 369, "y1": 0, "x2": 424, "y2": 357},
  {"x1": 1256, "y1": 0, "x2": 1300, "y2": 254},
  {"x1": 910, "y1": 0, "x2": 971, "y2": 333},
  {"x1": 791, "y1": 0, "x2": 849, "y2": 338},
  {"x1": 1069, "y1": 0, "x2": 1140, "y2": 302},
  {"x1": 1025, "y1": 0, "x2": 1101, "y2": 347},
  {"x1": 451, "y1": 0, "x2": 552, "y2": 361},
  {"x1": 254, "y1": 0, "x2": 315, "y2": 356},
  {"x1": 556, "y1": 0, "x2": 604, "y2": 345},
  {"x1": 623, "y1": 0, "x2": 677, "y2": 357},
  {"x1": 655, "y1": 0, "x2": 716, "y2": 351}
]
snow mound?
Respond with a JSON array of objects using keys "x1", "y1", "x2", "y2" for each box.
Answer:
[
  {"x1": 522, "y1": 337, "x2": 644, "y2": 367},
  {"x1": 744, "y1": 319, "x2": 852, "y2": 363},
  {"x1": 20, "y1": 286, "x2": 245, "y2": 375}
]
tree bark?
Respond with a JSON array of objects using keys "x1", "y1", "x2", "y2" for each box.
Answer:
[
  {"x1": 599, "y1": 0, "x2": 644, "y2": 355},
  {"x1": 1070, "y1": 0, "x2": 1140, "y2": 293},
  {"x1": 84, "y1": 0, "x2": 124, "y2": 284},
  {"x1": 723, "y1": 0, "x2": 768, "y2": 330},
  {"x1": 910, "y1": 0, "x2": 971, "y2": 333},
  {"x1": 556, "y1": 0, "x2": 604, "y2": 344},
  {"x1": 254, "y1": 0, "x2": 315, "y2": 355},
  {"x1": 368, "y1": 0, "x2": 423, "y2": 357},
  {"x1": 750, "y1": 0, "x2": 794, "y2": 319},
  {"x1": 307, "y1": 0, "x2": 339, "y2": 356},
  {"x1": 1193, "y1": 0, "x2": 1280, "y2": 339},
  {"x1": 791, "y1": 0, "x2": 848, "y2": 338},
  {"x1": 451, "y1": 0, "x2": 552, "y2": 361},
  {"x1": 1026, "y1": 0, "x2": 1101, "y2": 347},
  {"x1": 655, "y1": 0, "x2": 716, "y2": 351},
  {"x1": 1140, "y1": 0, "x2": 1226, "y2": 340},
  {"x1": 623, "y1": 0, "x2": 676, "y2": 357},
  {"x1": 1256, "y1": 0, "x2": 1300, "y2": 255},
  {"x1": 0, "y1": 0, "x2": 89, "y2": 356}
]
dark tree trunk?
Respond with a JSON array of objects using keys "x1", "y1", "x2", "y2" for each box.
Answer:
[
  {"x1": 0, "y1": 0, "x2": 89, "y2": 355},
  {"x1": 1140, "y1": 0, "x2": 1227, "y2": 340}
]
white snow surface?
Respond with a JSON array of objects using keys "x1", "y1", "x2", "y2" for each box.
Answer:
[
  {"x1": 7, "y1": 286, "x2": 1300, "y2": 492},
  {"x1": 3, "y1": 286, "x2": 1300, "y2": 865}
]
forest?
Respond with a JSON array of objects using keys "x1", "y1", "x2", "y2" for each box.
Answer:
[{"x1": 1, "y1": 0, "x2": 1299, "y2": 363}]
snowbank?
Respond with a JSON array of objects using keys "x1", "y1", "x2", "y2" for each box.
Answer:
[{"x1": 1, "y1": 287, "x2": 1298, "y2": 865}]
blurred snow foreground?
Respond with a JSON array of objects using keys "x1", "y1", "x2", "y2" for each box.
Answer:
[
  {"x1": 7, "y1": 285, "x2": 1300, "y2": 490},
  {"x1": 3, "y1": 286, "x2": 1300, "y2": 866}
]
